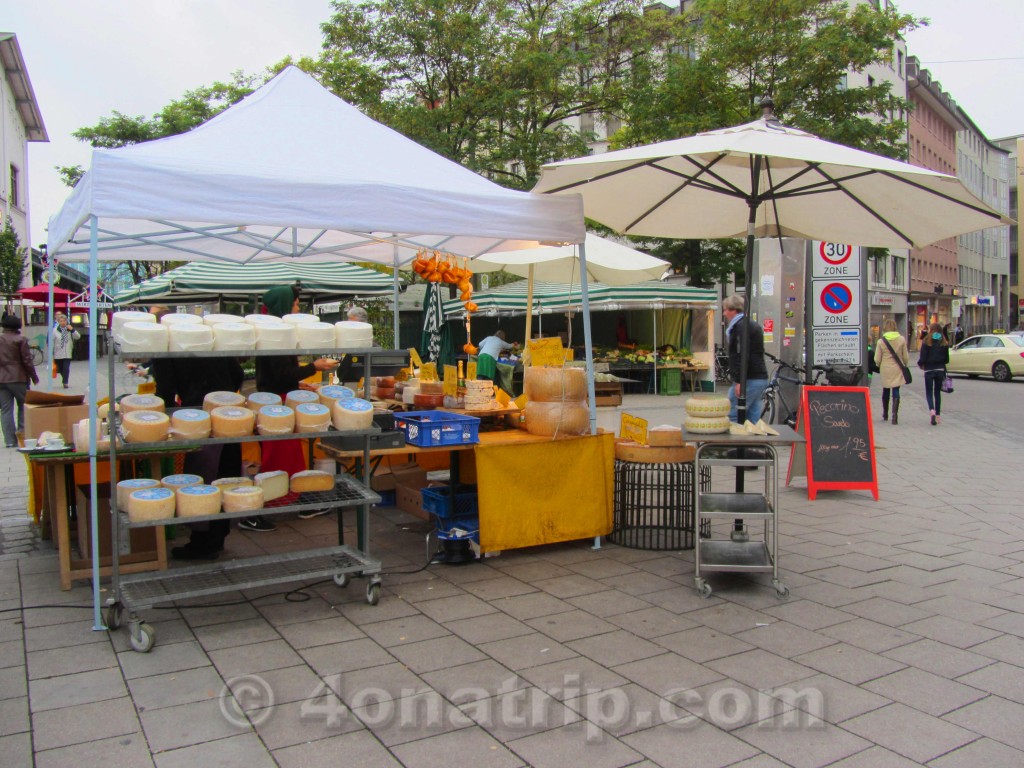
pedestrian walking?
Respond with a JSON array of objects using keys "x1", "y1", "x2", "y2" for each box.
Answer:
[
  {"x1": 722, "y1": 294, "x2": 769, "y2": 424},
  {"x1": 50, "y1": 313, "x2": 80, "y2": 388},
  {"x1": 0, "y1": 315, "x2": 40, "y2": 447},
  {"x1": 873, "y1": 319, "x2": 910, "y2": 425},
  {"x1": 918, "y1": 321, "x2": 950, "y2": 426}
]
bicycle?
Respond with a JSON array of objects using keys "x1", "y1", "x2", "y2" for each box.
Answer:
[
  {"x1": 760, "y1": 353, "x2": 826, "y2": 428},
  {"x1": 29, "y1": 343, "x2": 44, "y2": 366},
  {"x1": 714, "y1": 343, "x2": 731, "y2": 383}
]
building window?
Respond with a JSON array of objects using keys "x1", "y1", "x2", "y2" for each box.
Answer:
[
  {"x1": 892, "y1": 256, "x2": 906, "y2": 290},
  {"x1": 897, "y1": 50, "x2": 904, "y2": 78},
  {"x1": 871, "y1": 253, "x2": 887, "y2": 287},
  {"x1": 9, "y1": 165, "x2": 19, "y2": 209}
]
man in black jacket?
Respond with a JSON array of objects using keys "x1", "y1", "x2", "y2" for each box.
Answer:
[{"x1": 723, "y1": 294, "x2": 770, "y2": 424}]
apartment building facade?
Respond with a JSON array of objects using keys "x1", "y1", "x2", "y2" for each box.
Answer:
[{"x1": 992, "y1": 135, "x2": 1021, "y2": 329}]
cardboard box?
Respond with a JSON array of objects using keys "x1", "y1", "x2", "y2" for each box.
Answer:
[
  {"x1": 25, "y1": 403, "x2": 89, "y2": 442},
  {"x1": 396, "y1": 483, "x2": 430, "y2": 520},
  {"x1": 75, "y1": 483, "x2": 160, "y2": 562},
  {"x1": 595, "y1": 394, "x2": 622, "y2": 407}
]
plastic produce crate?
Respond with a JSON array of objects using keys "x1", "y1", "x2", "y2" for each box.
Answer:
[
  {"x1": 394, "y1": 411, "x2": 480, "y2": 447},
  {"x1": 658, "y1": 368, "x2": 682, "y2": 395},
  {"x1": 421, "y1": 484, "x2": 479, "y2": 524},
  {"x1": 436, "y1": 517, "x2": 480, "y2": 544}
]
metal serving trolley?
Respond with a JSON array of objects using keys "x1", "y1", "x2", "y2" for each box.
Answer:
[{"x1": 104, "y1": 343, "x2": 407, "y2": 652}]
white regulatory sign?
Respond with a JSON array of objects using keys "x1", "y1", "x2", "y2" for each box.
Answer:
[
  {"x1": 812, "y1": 242, "x2": 860, "y2": 278},
  {"x1": 812, "y1": 328, "x2": 862, "y2": 365},
  {"x1": 812, "y1": 279, "x2": 861, "y2": 327}
]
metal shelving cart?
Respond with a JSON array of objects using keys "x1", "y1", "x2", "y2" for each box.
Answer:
[
  {"x1": 104, "y1": 343, "x2": 406, "y2": 652},
  {"x1": 688, "y1": 426, "x2": 803, "y2": 600}
]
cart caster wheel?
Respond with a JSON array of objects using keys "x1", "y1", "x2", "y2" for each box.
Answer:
[
  {"x1": 105, "y1": 604, "x2": 123, "y2": 630},
  {"x1": 129, "y1": 623, "x2": 156, "y2": 653},
  {"x1": 696, "y1": 581, "x2": 712, "y2": 599},
  {"x1": 333, "y1": 573, "x2": 350, "y2": 588},
  {"x1": 366, "y1": 582, "x2": 381, "y2": 606},
  {"x1": 775, "y1": 584, "x2": 790, "y2": 599}
]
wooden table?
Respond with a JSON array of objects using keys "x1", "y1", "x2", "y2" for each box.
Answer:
[{"x1": 29, "y1": 446, "x2": 196, "y2": 590}]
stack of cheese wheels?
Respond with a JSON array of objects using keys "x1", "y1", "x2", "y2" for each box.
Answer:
[
  {"x1": 683, "y1": 394, "x2": 731, "y2": 434},
  {"x1": 257, "y1": 404, "x2": 295, "y2": 435},
  {"x1": 223, "y1": 485, "x2": 264, "y2": 513},
  {"x1": 294, "y1": 402, "x2": 331, "y2": 433},
  {"x1": 372, "y1": 376, "x2": 395, "y2": 400},
  {"x1": 202, "y1": 313, "x2": 243, "y2": 326},
  {"x1": 118, "y1": 322, "x2": 169, "y2": 353},
  {"x1": 112, "y1": 310, "x2": 155, "y2": 340},
  {"x1": 318, "y1": 385, "x2": 354, "y2": 409},
  {"x1": 167, "y1": 323, "x2": 214, "y2": 352},
  {"x1": 122, "y1": 410, "x2": 170, "y2": 443},
  {"x1": 463, "y1": 380, "x2": 497, "y2": 410},
  {"x1": 335, "y1": 320, "x2": 373, "y2": 347},
  {"x1": 169, "y1": 408, "x2": 212, "y2": 440},
  {"x1": 117, "y1": 478, "x2": 160, "y2": 510},
  {"x1": 210, "y1": 406, "x2": 256, "y2": 438},
  {"x1": 204, "y1": 391, "x2": 246, "y2": 411},
  {"x1": 127, "y1": 487, "x2": 175, "y2": 522},
  {"x1": 120, "y1": 394, "x2": 165, "y2": 413},
  {"x1": 254, "y1": 321, "x2": 296, "y2": 350},
  {"x1": 212, "y1": 476, "x2": 253, "y2": 493},
  {"x1": 161, "y1": 473, "x2": 203, "y2": 491},
  {"x1": 247, "y1": 392, "x2": 282, "y2": 412},
  {"x1": 290, "y1": 470, "x2": 334, "y2": 494},
  {"x1": 212, "y1": 322, "x2": 256, "y2": 351},
  {"x1": 255, "y1": 470, "x2": 290, "y2": 501},
  {"x1": 282, "y1": 312, "x2": 320, "y2": 326},
  {"x1": 523, "y1": 367, "x2": 589, "y2": 437},
  {"x1": 333, "y1": 397, "x2": 374, "y2": 431},
  {"x1": 295, "y1": 322, "x2": 336, "y2": 349},
  {"x1": 176, "y1": 484, "x2": 222, "y2": 518},
  {"x1": 285, "y1": 389, "x2": 320, "y2": 409}
]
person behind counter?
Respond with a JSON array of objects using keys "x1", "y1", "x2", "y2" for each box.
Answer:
[
  {"x1": 0, "y1": 315, "x2": 39, "y2": 448},
  {"x1": 333, "y1": 305, "x2": 371, "y2": 383},
  {"x1": 239, "y1": 285, "x2": 339, "y2": 532},
  {"x1": 475, "y1": 330, "x2": 514, "y2": 381}
]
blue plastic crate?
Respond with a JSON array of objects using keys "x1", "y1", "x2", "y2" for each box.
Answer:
[
  {"x1": 394, "y1": 411, "x2": 480, "y2": 447},
  {"x1": 436, "y1": 516, "x2": 480, "y2": 544},
  {"x1": 420, "y1": 484, "x2": 479, "y2": 523}
]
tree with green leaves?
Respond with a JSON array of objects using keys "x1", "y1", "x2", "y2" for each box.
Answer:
[{"x1": 0, "y1": 218, "x2": 28, "y2": 310}]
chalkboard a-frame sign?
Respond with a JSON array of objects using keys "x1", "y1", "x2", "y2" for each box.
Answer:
[{"x1": 788, "y1": 386, "x2": 879, "y2": 501}]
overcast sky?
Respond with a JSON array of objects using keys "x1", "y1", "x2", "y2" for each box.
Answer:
[{"x1": 6, "y1": 0, "x2": 1023, "y2": 249}]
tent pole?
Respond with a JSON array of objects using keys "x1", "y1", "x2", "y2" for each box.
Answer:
[
  {"x1": 392, "y1": 244, "x2": 400, "y2": 349},
  {"x1": 524, "y1": 265, "x2": 535, "y2": 362},
  {"x1": 88, "y1": 216, "x2": 104, "y2": 630},
  {"x1": 45, "y1": 260, "x2": 55, "y2": 392},
  {"x1": 579, "y1": 241, "x2": 598, "y2": 436},
  {"x1": 653, "y1": 308, "x2": 658, "y2": 395}
]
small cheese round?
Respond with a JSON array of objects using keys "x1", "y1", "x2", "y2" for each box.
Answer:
[
  {"x1": 257, "y1": 404, "x2": 296, "y2": 435},
  {"x1": 286, "y1": 389, "x2": 321, "y2": 409},
  {"x1": 161, "y1": 473, "x2": 204, "y2": 491},
  {"x1": 335, "y1": 320, "x2": 373, "y2": 347},
  {"x1": 246, "y1": 392, "x2": 283, "y2": 412},
  {"x1": 167, "y1": 323, "x2": 214, "y2": 352},
  {"x1": 244, "y1": 313, "x2": 281, "y2": 326},
  {"x1": 120, "y1": 394, "x2": 165, "y2": 414},
  {"x1": 211, "y1": 476, "x2": 253, "y2": 493},
  {"x1": 112, "y1": 311, "x2": 155, "y2": 339},
  {"x1": 118, "y1": 322, "x2": 168, "y2": 353},
  {"x1": 222, "y1": 485, "x2": 265, "y2": 514},
  {"x1": 98, "y1": 402, "x2": 117, "y2": 420},
  {"x1": 127, "y1": 487, "x2": 175, "y2": 522},
  {"x1": 290, "y1": 470, "x2": 334, "y2": 494},
  {"x1": 122, "y1": 411, "x2": 170, "y2": 443},
  {"x1": 175, "y1": 484, "x2": 222, "y2": 518},
  {"x1": 202, "y1": 313, "x2": 243, "y2": 326},
  {"x1": 254, "y1": 321, "x2": 297, "y2": 350},
  {"x1": 212, "y1": 322, "x2": 256, "y2": 351},
  {"x1": 254, "y1": 470, "x2": 290, "y2": 502},
  {"x1": 169, "y1": 408, "x2": 212, "y2": 440},
  {"x1": 295, "y1": 322, "x2": 337, "y2": 349},
  {"x1": 282, "y1": 312, "x2": 320, "y2": 326},
  {"x1": 210, "y1": 406, "x2": 256, "y2": 438},
  {"x1": 117, "y1": 478, "x2": 160, "y2": 510},
  {"x1": 294, "y1": 402, "x2": 331, "y2": 433},
  {"x1": 318, "y1": 385, "x2": 355, "y2": 408},
  {"x1": 204, "y1": 391, "x2": 246, "y2": 412},
  {"x1": 332, "y1": 397, "x2": 374, "y2": 431}
]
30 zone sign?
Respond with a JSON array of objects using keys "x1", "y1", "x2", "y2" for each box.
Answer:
[{"x1": 812, "y1": 242, "x2": 860, "y2": 278}]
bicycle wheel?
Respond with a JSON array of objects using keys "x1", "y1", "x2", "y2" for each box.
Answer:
[
  {"x1": 760, "y1": 391, "x2": 777, "y2": 425},
  {"x1": 31, "y1": 346, "x2": 44, "y2": 366}
]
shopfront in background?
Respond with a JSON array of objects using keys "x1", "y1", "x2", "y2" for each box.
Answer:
[{"x1": 868, "y1": 291, "x2": 908, "y2": 348}]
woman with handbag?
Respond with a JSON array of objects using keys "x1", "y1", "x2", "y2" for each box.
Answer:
[
  {"x1": 918, "y1": 322, "x2": 950, "y2": 426},
  {"x1": 873, "y1": 319, "x2": 910, "y2": 425}
]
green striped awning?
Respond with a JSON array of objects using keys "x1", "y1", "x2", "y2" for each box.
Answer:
[
  {"x1": 442, "y1": 280, "x2": 716, "y2": 319},
  {"x1": 112, "y1": 261, "x2": 400, "y2": 305}
]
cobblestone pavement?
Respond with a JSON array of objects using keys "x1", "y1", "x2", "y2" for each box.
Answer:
[{"x1": 2, "y1": 370, "x2": 1023, "y2": 767}]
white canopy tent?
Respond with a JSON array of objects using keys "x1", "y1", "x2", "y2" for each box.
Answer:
[{"x1": 45, "y1": 66, "x2": 586, "y2": 628}]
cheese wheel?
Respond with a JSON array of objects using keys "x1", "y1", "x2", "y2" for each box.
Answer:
[
  {"x1": 222, "y1": 485, "x2": 265, "y2": 513},
  {"x1": 332, "y1": 397, "x2": 374, "y2": 431},
  {"x1": 254, "y1": 321, "x2": 297, "y2": 350},
  {"x1": 98, "y1": 402, "x2": 116, "y2": 420},
  {"x1": 117, "y1": 478, "x2": 160, "y2": 510},
  {"x1": 294, "y1": 402, "x2": 331, "y2": 433},
  {"x1": 418, "y1": 381, "x2": 444, "y2": 395},
  {"x1": 204, "y1": 391, "x2": 246, "y2": 411},
  {"x1": 295, "y1": 322, "x2": 337, "y2": 349},
  {"x1": 159, "y1": 312, "x2": 204, "y2": 327},
  {"x1": 167, "y1": 323, "x2": 214, "y2": 352},
  {"x1": 318, "y1": 385, "x2": 355, "y2": 408},
  {"x1": 244, "y1": 313, "x2": 281, "y2": 326},
  {"x1": 211, "y1": 476, "x2": 253, "y2": 492},
  {"x1": 122, "y1": 411, "x2": 170, "y2": 443},
  {"x1": 169, "y1": 408, "x2": 212, "y2": 440},
  {"x1": 175, "y1": 484, "x2": 222, "y2": 518},
  {"x1": 524, "y1": 401, "x2": 589, "y2": 436},
  {"x1": 112, "y1": 311, "x2": 155, "y2": 339},
  {"x1": 257, "y1": 404, "x2": 296, "y2": 435},
  {"x1": 74, "y1": 418, "x2": 110, "y2": 452},
  {"x1": 335, "y1": 321, "x2": 373, "y2": 347},
  {"x1": 524, "y1": 367, "x2": 587, "y2": 402},
  {"x1": 414, "y1": 393, "x2": 444, "y2": 408},
  {"x1": 202, "y1": 313, "x2": 243, "y2": 326},
  {"x1": 373, "y1": 376, "x2": 396, "y2": 388},
  {"x1": 246, "y1": 392, "x2": 283, "y2": 412},
  {"x1": 402, "y1": 384, "x2": 420, "y2": 405},
  {"x1": 127, "y1": 487, "x2": 175, "y2": 522},
  {"x1": 282, "y1": 312, "x2": 320, "y2": 326},
  {"x1": 290, "y1": 470, "x2": 334, "y2": 494},
  {"x1": 212, "y1": 322, "x2": 256, "y2": 351},
  {"x1": 210, "y1": 406, "x2": 256, "y2": 438},
  {"x1": 118, "y1": 322, "x2": 168, "y2": 353},
  {"x1": 120, "y1": 394, "x2": 165, "y2": 414},
  {"x1": 285, "y1": 389, "x2": 320, "y2": 409},
  {"x1": 254, "y1": 470, "x2": 290, "y2": 502},
  {"x1": 374, "y1": 386, "x2": 395, "y2": 401},
  {"x1": 161, "y1": 473, "x2": 204, "y2": 490}
]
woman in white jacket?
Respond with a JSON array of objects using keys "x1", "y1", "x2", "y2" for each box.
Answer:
[
  {"x1": 51, "y1": 314, "x2": 80, "y2": 389},
  {"x1": 873, "y1": 319, "x2": 910, "y2": 425}
]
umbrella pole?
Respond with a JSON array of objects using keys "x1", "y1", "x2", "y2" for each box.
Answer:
[
  {"x1": 579, "y1": 241, "x2": 598, "y2": 436},
  {"x1": 88, "y1": 216, "x2": 104, "y2": 630},
  {"x1": 524, "y1": 265, "x2": 535, "y2": 365},
  {"x1": 392, "y1": 245, "x2": 400, "y2": 349},
  {"x1": 46, "y1": 265, "x2": 55, "y2": 392}
]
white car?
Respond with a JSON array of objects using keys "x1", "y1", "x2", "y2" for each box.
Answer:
[{"x1": 947, "y1": 334, "x2": 1024, "y2": 382}]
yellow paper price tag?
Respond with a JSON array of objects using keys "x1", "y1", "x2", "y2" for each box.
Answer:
[
  {"x1": 620, "y1": 413, "x2": 649, "y2": 445},
  {"x1": 528, "y1": 337, "x2": 565, "y2": 367},
  {"x1": 409, "y1": 348, "x2": 424, "y2": 370},
  {"x1": 467, "y1": 361, "x2": 477, "y2": 381},
  {"x1": 420, "y1": 362, "x2": 438, "y2": 382},
  {"x1": 444, "y1": 365, "x2": 458, "y2": 397},
  {"x1": 495, "y1": 388, "x2": 511, "y2": 408}
]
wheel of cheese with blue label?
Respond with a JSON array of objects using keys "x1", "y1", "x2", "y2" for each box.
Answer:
[
  {"x1": 332, "y1": 397, "x2": 374, "y2": 431},
  {"x1": 122, "y1": 411, "x2": 170, "y2": 443},
  {"x1": 127, "y1": 487, "x2": 176, "y2": 522},
  {"x1": 210, "y1": 406, "x2": 256, "y2": 438},
  {"x1": 294, "y1": 402, "x2": 331, "y2": 433},
  {"x1": 318, "y1": 385, "x2": 355, "y2": 409},
  {"x1": 285, "y1": 389, "x2": 320, "y2": 409},
  {"x1": 117, "y1": 478, "x2": 160, "y2": 510},
  {"x1": 169, "y1": 408, "x2": 212, "y2": 440},
  {"x1": 176, "y1": 484, "x2": 222, "y2": 517},
  {"x1": 246, "y1": 392, "x2": 283, "y2": 412},
  {"x1": 257, "y1": 404, "x2": 296, "y2": 435},
  {"x1": 161, "y1": 473, "x2": 204, "y2": 491}
]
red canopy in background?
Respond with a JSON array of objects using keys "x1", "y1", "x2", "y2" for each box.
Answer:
[{"x1": 15, "y1": 284, "x2": 88, "y2": 314}]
